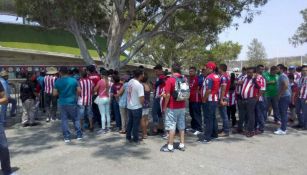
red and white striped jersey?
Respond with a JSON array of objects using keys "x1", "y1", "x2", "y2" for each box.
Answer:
[
  {"x1": 298, "y1": 76, "x2": 307, "y2": 99},
  {"x1": 294, "y1": 72, "x2": 301, "y2": 84},
  {"x1": 241, "y1": 76, "x2": 261, "y2": 99},
  {"x1": 78, "y1": 78, "x2": 94, "y2": 106},
  {"x1": 44, "y1": 75, "x2": 57, "y2": 94},
  {"x1": 235, "y1": 74, "x2": 247, "y2": 95},
  {"x1": 228, "y1": 90, "x2": 237, "y2": 106},
  {"x1": 219, "y1": 73, "x2": 230, "y2": 99},
  {"x1": 202, "y1": 73, "x2": 220, "y2": 102},
  {"x1": 257, "y1": 74, "x2": 266, "y2": 101}
]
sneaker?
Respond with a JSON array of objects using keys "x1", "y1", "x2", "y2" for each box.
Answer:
[
  {"x1": 218, "y1": 132, "x2": 229, "y2": 137},
  {"x1": 64, "y1": 139, "x2": 71, "y2": 143},
  {"x1": 160, "y1": 146, "x2": 174, "y2": 152},
  {"x1": 46, "y1": 118, "x2": 50, "y2": 122},
  {"x1": 51, "y1": 118, "x2": 56, "y2": 122},
  {"x1": 193, "y1": 131, "x2": 202, "y2": 136},
  {"x1": 96, "y1": 129, "x2": 105, "y2": 135},
  {"x1": 77, "y1": 137, "x2": 83, "y2": 141},
  {"x1": 178, "y1": 146, "x2": 186, "y2": 151},
  {"x1": 274, "y1": 129, "x2": 287, "y2": 135},
  {"x1": 198, "y1": 139, "x2": 211, "y2": 144}
]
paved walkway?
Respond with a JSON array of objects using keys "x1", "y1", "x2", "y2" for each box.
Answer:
[{"x1": 3, "y1": 120, "x2": 307, "y2": 175}]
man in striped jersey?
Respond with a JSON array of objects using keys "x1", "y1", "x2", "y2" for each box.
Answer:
[
  {"x1": 199, "y1": 62, "x2": 220, "y2": 143},
  {"x1": 78, "y1": 71, "x2": 94, "y2": 132},
  {"x1": 236, "y1": 67, "x2": 247, "y2": 134},
  {"x1": 255, "y1": 65, "x2": 266, "y2": 134},
  {"x1": 239, "y1": 67, "x2": 261, "y2": 137},
  {"x1": 44, "y1": 67, "x2": 58, "y2": 122},
  {"x1": 295, "y1": 65, "x2": 307, "y2": 130},
  {"x1": 218, "y1": 64, "x2": 230, "y2": 137}
]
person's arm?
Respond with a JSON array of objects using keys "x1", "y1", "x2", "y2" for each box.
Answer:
[
  {"x1": 220, "y1": 77, "x2": 227, "y2": 105},
  {"x1": 163, "y1": 79, "x2": 171, "y2": 112},
  {"x1": 202, "y1": 78, "x2": 212, "y2": 103},
  {"x1": 94, "y1": 81, "x2": 100, "y2": 93},
  {"x1": 117, "y1": 85, "x2": 125, "y2": 96},
  {"x1": 278, "y1": 77, "x2": 288, "y2": 98},
  {"x1": 77, "y1": 87, "x2": 81, "y2": 96},
  {"x1": 0, "y1": 83, "x2": 8, "y2": 105},
  {"x1": 138, "y1": 84, "x2": 145, "y2": 106},
  {"x1": 53, "y1": 81, "x2": 59, "y2": 97}
]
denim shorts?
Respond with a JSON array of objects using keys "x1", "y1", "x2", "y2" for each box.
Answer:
[
  {"x1": 78, "y1": 105, "x2": 93, "y2": 119},
  {"x1": 165, "y1": 108, "x2": 186, "y2": 131}
]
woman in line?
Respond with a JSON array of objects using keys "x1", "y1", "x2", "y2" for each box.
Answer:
[
  {"x1": 141, "y1": 74, "x2": 151, "y2": 139},
  {"x1": 94, "y1": 70, "x2": 110, "y2": 134}
]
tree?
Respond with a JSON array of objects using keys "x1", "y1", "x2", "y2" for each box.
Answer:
[
  {"x1": 210, "y1": 41, "x2": 242, "y2": 63},
  {"x1": 289, "y1": 8, "x2": 307, "y2": 47},
  {"x1": 15, "y1": 0, "x2": 268, "y2": 69},
  {"x1": 247, "y1": 38, "x2": 267, "y2": 66}
]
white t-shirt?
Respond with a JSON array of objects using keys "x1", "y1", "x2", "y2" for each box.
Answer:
[{"x1": 127, "y1": 79, "x2": 144, "y2": 110}]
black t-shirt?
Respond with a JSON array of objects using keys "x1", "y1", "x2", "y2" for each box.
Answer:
[
  {"x1": 0, "y1": 82, "x2": 4, "y2": 92},
  {"x1": 20, "y1": 80, "x2": 36, "y2": 102}
]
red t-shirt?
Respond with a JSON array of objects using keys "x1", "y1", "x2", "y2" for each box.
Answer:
[
  {"x1": 189, "y1": 75, "x2": 201, "y2": 102},
  {"x1": 88, "y1": 73, "x2": 101, "y2": 86},
  {"x1": 164, "y1": 73, "x2": 186, "y2": 109}
]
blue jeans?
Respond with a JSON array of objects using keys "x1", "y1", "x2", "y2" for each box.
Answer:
[
  {"x1": 255, "y1": 101, "x2": 266, "y2": 131},
  {"x1": 296, "y1": 98, "x2": 307, "y2": 128},
  {"x1": 189, "y1": 102, "x2": 202, "y2": 131},
  {"x1": 44, "y1": 93, "x2": 58, "y2": 119},
  {"x1": 265, "y1": 96, "x2": 280, "y2": 121},
  {"x1": 59, "y1": 105, "x2": 82, "y2": 140},
  {"x1": 152, "y1": 98, "x2": 162, "y2": 125},
  {"x1": 0, "y1": 123, "x2": 12, "y2": 175},
  {"x1": 111, "y1": 99, "x2": 121, "y2": 128},
  {"x1": 203, "y1": 102, "x2": 218, "y2": 141},
  {"x1": 218, "y1": 105, "x2": 229, "y2": 133},
  {"x1": 126, "y1": 108, "x2": 142, "y2": 142},
  {"x1": 278, "y1": 96, "x2": 290, "y2": 131}
]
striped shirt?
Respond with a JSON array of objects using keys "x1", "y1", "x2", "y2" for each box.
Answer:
[
  {"x1": 202, "y1": 73, "x2": 220, "y2": 102},
  {"x1": 78, "y1": 78, "x2": 94, "y2": 106},
  {"x1": 258, "y1": 74, "x2": 266, "y2": 101},
  {"x1": 44, "y1": 75, "x2": 57, "y2": 94},
  {"x1": 235, "y1": 74, "x2": 247, "y2": 95},
  {"x1": 298, "y1": 76, "x2": 307, "y2": 99},
  {"x1": 219, "y1": 73, "x2": 230, "y2": 99},
  {"x1": 241, "y1": 76, "x2": 261, "y2": 99},
  {"x1": 228, "y1": 90, "x2": 237, "y2": 106}
]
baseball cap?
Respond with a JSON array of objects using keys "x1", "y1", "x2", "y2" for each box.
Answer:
[{"x1": 205, "y1": 61, "x2": 216, "y2": 70}]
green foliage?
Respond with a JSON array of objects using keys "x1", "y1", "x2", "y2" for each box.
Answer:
[
  {"x1": 289, "y1": 8, "x2": 307, "y2": 46},
  {"x1": 247, "y1": 38, "x2": 267, "y2": 66},
  {"x1": 210, "y1": 41, "x2": 242, "y2": 63}
]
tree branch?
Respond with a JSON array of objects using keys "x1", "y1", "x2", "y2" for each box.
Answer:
[
  {"x1": 120, "y1": 43, "x2": 145, "y2": 67},
  {"x1": 136, "y1": 0, "x2": 151, "y2": 12}
]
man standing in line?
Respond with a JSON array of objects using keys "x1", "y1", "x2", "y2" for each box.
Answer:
[
  {"x1": 199, "y1": 62, "x2": 220, "y2": 143},
  {"x1": 126, "y1": 69, "x2": 144, "y2": 144},
  {"x1": 53, "y1": 67, "x2": 82, "y2": 143},
  {"x1": 263, "y1": 66, "x2": 280, "y2": 123},
  {"x1": 274, "y1": 64, "x2": 291, "y2": 135},
  {"x1": 188, "y1": 67, "x2": 202, "y2": 135},
  {"x1": 235, "y1": 67, "x2": 247, "y2": 134},
  {"x1": 0, "y1": 81, "x2": 17, "y2": 175},
  {"x1": 44, "y1": 67, "x2": 58, "y2": 122},
  {"x1": 152, "y1": 64, "x2": 164, "y2": 134},
  {"x1": 218, "y1": 64, "x2": 230, "y2": 137},
  {"x1": 87, "y1": 65, "x2": 101, "y2": 127},
  {"x1": 239, "y1": 67, "x2": 261, "y2": 137},
  {"x1": 161, "y1": 64, "x2": 187, "y2": 152},
  {"x1": 296, "y1": 65, "x2": 307, "y2": 130},
  {"x1": 255, "y1": 65, "x2": 266, "y2": 134}
]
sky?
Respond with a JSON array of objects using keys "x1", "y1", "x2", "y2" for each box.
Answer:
[
  {"x1": 0, "y1": 0, "x2": 306, "y2": 61},
  {"x1": 219, "y1": 0, "x2": 307, "y2": 60}
]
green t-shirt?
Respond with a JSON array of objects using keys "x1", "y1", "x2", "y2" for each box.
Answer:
[
  {"x1": 54, "y1": 76, "x2": 79, "y2": 105},
  {"x1": 263, "y1": 73, "x2": 278, "y2": 97}
]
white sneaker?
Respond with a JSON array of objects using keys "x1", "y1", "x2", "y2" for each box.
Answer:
[
  {"x1": 77, "y1": 137, "x2": 83, "y2": 141},
  {"x1": 274, "y1": 129, "x2": 287, "y2": 135},
  {"x1": 64, "y1": 139, "x2": 71, "y2": 143},
  {"x1": 193, "y1": 131, "x2": 202, "y2": 135},
  {"x1": 46, "y1": 118, "x2": 50, "y2": 122}
]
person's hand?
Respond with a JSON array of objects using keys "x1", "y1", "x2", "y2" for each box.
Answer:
[{"x1": 220, "y1": 100, "x2": 227, "y2": 106}]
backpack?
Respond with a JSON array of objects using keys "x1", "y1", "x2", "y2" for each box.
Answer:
[{"x1": 172, "y1": 76, "x2": 190, "y2": 101}]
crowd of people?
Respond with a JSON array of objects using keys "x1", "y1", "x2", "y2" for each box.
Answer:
[{"x1": 1, "y1": 61, "x2": 307, "y2": 174}]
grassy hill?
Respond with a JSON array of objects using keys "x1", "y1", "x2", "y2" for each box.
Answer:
[{"x1": 0, "y1": 23, "x2": 107, "y2": 59}]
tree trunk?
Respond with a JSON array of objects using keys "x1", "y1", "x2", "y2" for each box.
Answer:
[
  {"x1": 105, "y1": 10, "x2": 125, "y2": 70},
  {"x1": 68, "y1": 19, "x2": 95, "y2": 66}
]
